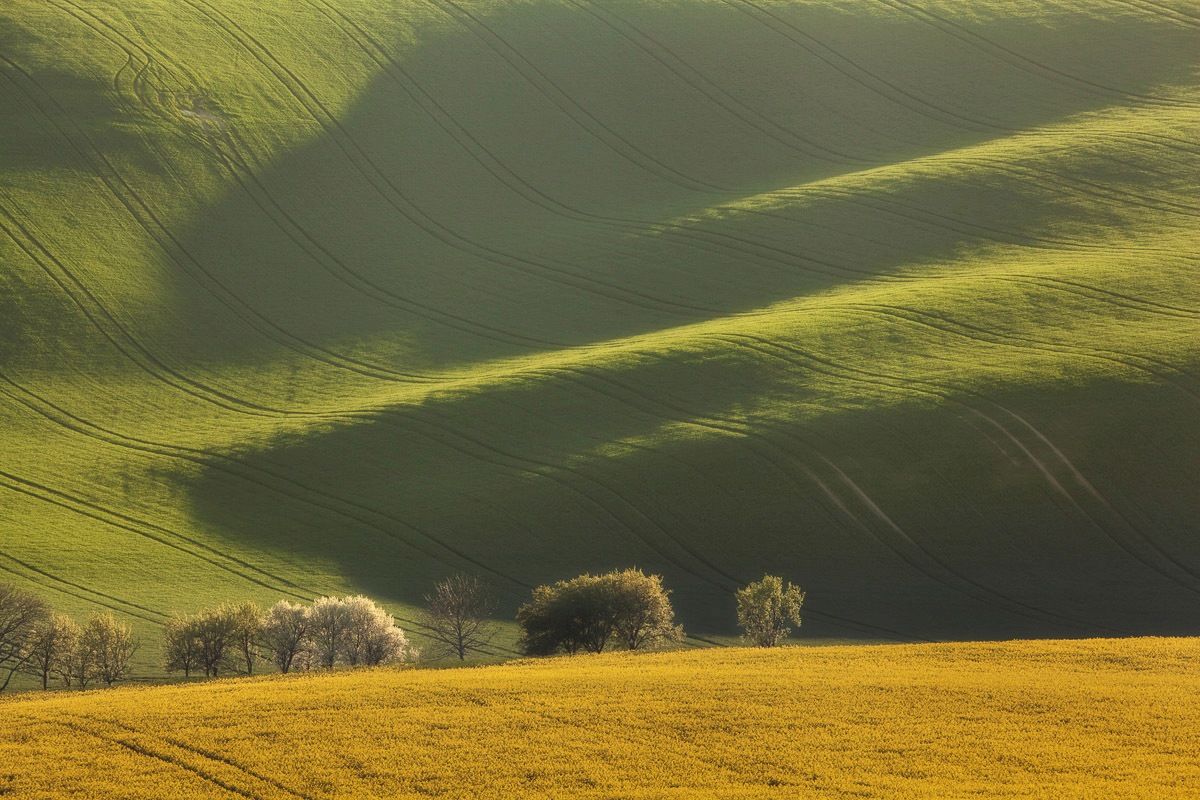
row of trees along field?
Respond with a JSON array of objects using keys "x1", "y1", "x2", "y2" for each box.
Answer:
[
  {"x1": 0, "y1": 572, "x2": 804, "y2": 692},
  {"x1": 166, "y1": 596, "x2": 414, "y2": 677},
  {"x1": 0, "y1": 583, "x2": 137, "y2": 690}
]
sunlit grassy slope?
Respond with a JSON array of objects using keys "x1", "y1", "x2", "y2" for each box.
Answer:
[
  {"x1": 1, "y1": 0, "x2": 1198, "y2": 657},
  {"x1": 3, "y1": 638, "x2": 1200, "y2": 798}
]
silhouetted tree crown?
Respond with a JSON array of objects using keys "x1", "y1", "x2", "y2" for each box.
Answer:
[{"x1": 0, "y1": 582, "x2": 50, "y2": 692}]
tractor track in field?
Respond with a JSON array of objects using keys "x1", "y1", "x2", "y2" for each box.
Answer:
[
  {"x1": 824, "y1": 302, "x2": 1200, "y2": 396},
  {"x1": 23, "y1": 713, "x2": 290, "y2": 800},
  {"x1": 404, "y1": 400, "x2": 746, "y2": 591},
  {"x1": 1110, "y1": 0, "x2": 1200, "y2": 30},
  {"x1": 250, "y1": 0, "x2": 1200, "y2": 319},
  {"x1": 20, "y1": 1, "x2": 720, "y2": 393},
  {"x1": 0, "y1": 370, "x2": 533, "y2": 593},
  {"x1": 721, "y1": 0, "x2": 1007, "y2": 135},
  {"x1": 724, "y1": 330, "x2": 1200, "y2": 599},
  {"x1": 0, "y1": 58, "x2": 465, "y2": 390},
  {"x1": 0, "y1": 200, "x2": 282, "y2": 420},
  {"x1": 560, "y1": 0, "x2": 874, "y2": 167},
  {"x1": 0, "y1": 549, "x2": 165, "y2": 623},
  {"x1": 301, "y1": 0, "x2": 893, "y2": 291},
  {"x1": 419, "y1": 0, "x2": 737, "y2": 193},
  {"x1": 41, "y1": 0, "x2": 599, "y2": 360},
  {"x1": 0, "y1": 56, "x2": 444, "y2": 407},
  {"x1": 508, "y1": 355, "x2": 1111, "y2": 632},
  {"x1": 0, "y1": 456, "x2": 314, "y2": 605},
  {"x1": 25, "y1": 0, "x2": 1199, "y2": 389},
  {"x1": 718, "y1": 335, "x2": 1200, "y2": 616},
  {"x1": 80, "y1": 714, "x2": 318, "y2": 800},
  {"x1": 724, "y1": 0, "x2": 1200, "y2": 162},
  {"x1": 736, "y1": 171, "x2": 1200, "y2": 264},
  {"x1": 874, "y1": 0, "x2": 1200, "y2": 110},
  {"x1": 543, "y1": 358, "x2": 1131, "y2": 635},
  {"x1": 174, "y1": 0, "x2": 725, "y2": 318}
]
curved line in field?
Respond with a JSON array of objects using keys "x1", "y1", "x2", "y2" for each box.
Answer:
[
  {"x1": 22, "y1": 3, "x2": 580, "y2": 365},
  {"x1": 720, "y1": 0, "x2": 1003, "y2": 134},
  {"x1": 533, "y1": 358, "x2": 1119, "y2": 633},
  {"x1": 727, "y1": 328, "x2": 1200, "y2": 598},
  {"x1": 417, "y1": 0, "x2": 737, "y2": 193},
  {"x1": 0, "y1": 371, "x2": 531, "y2": 592},
  {"x1": 1108, "y1": 0, "x2": 1200, "y2": 29},
  {"x1": 0, "y1": 549, "x2": 165, "y2": 624},
  {"x1": 563, "y1": 0, "x2": 874, "y2": 165},
  {"x1": 0, "y1": 465, "x2": 312, "y2": 604},
  {"x1": 874, "y1": 0, "x2": 1200, "y2": 110},
  {"x1": 173, "y1": 0, "x2": 733, "y2": 317},
  {"x1": 36, "y1": 716, "x2": 271, "y2": 800},
  {"x1": 80, "y1": 714, "x2": 318, "y2": 800},
  {"x1": 840, "y1": 303, "x2": 1200, "y2": 399}
]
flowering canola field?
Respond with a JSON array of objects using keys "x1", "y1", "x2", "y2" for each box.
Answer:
[{"x1": 3, "y1": 637, "x2": 1199, "y2": 798}]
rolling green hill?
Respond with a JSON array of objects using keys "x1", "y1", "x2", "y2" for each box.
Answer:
[{"x1": 1, "y1": 0, "x2": 1197, "y2": 660}]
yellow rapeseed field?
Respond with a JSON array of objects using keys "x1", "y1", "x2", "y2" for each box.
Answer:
[{"x1": 2, "y1": 638, "x2": 1199, "y2": 798}]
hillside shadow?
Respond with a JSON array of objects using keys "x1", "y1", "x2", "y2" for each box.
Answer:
[
  {"x1": 168, "y1": 1, "x2": 1200, "y2": 636},
  {"x1": 160, "y1": 0, "x2": 1198, "y2": 373}
]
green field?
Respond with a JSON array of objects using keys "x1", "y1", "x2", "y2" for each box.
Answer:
[{"x1": 1, "y1": 0, "x2": 1198, "y2": 668}]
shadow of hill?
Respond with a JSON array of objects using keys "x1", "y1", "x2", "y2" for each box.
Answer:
[
  {"x1": 156, "y1": 0, "x2": 1200, "y2": 637},
  {"x1": 160, "y1": 0, "x2": 1198, "y2": 374}
]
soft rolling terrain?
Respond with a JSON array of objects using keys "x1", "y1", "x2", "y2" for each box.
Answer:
[
  {"x1": 2, "y1": 0, "x2": 1198, "y2": 660},
  {"x1": 4, "y1": 638, "x2": 1200, "y2": 798}
]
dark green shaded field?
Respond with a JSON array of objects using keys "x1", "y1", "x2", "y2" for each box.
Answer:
[{"x1": 1, "y1": 0, "x2": 1197, "y2": 666}]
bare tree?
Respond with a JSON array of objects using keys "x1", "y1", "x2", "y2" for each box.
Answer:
[
  {"x1": 736, "y1": 575, "x2": 805, "y2": 647},
  {"x1": 0, "y1": 582, "x2": 50, "y2": 692},
  {"x1": 80, "y1": 612, "x2": 138, "y2": 687},
  {"x1": 260, "y1": 600, "x2": 311, "y2": 674},
  {"x1": 21, "y1": 614, "x2": 80, "y2": 690},
  {"x1": 164, "y1": 614, "x2": 202, "y2": 678},
  {"x1": 423, "y1": 574, "x2": 497, "y2": 660}
]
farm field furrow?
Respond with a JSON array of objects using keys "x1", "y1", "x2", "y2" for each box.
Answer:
[
  {"x1": 0, "y1": 0, "x2": 1197, "y2": 664},
  {"x1": 4, "y1": 638, "x2": 1200, "y2": 798}
]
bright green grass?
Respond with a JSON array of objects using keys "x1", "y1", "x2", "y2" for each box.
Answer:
[{"x1": 1, "y1": 0, "x2": 1198, "y2": 677}]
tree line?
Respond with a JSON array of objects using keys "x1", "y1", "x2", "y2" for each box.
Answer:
[
  {"x1": 0, "y1": 583, "x2": 137, "y2": 691},
  {"x1": 165, "y1": 595, "x2": 413, "y2": 677},
  {"x1": 0, "y1": 570, "x2": 804, "y2": 692}
]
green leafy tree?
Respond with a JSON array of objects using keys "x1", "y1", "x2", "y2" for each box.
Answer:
[
  {"x1": 736, "y1": 575, "x2": 805, "y2": 647},
  {"x1": 608, "y1": 569, "x2": 684, "y2": 651},
  {"x1": 517, "y1": 569, "x2": 682, "y2": 656}
]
